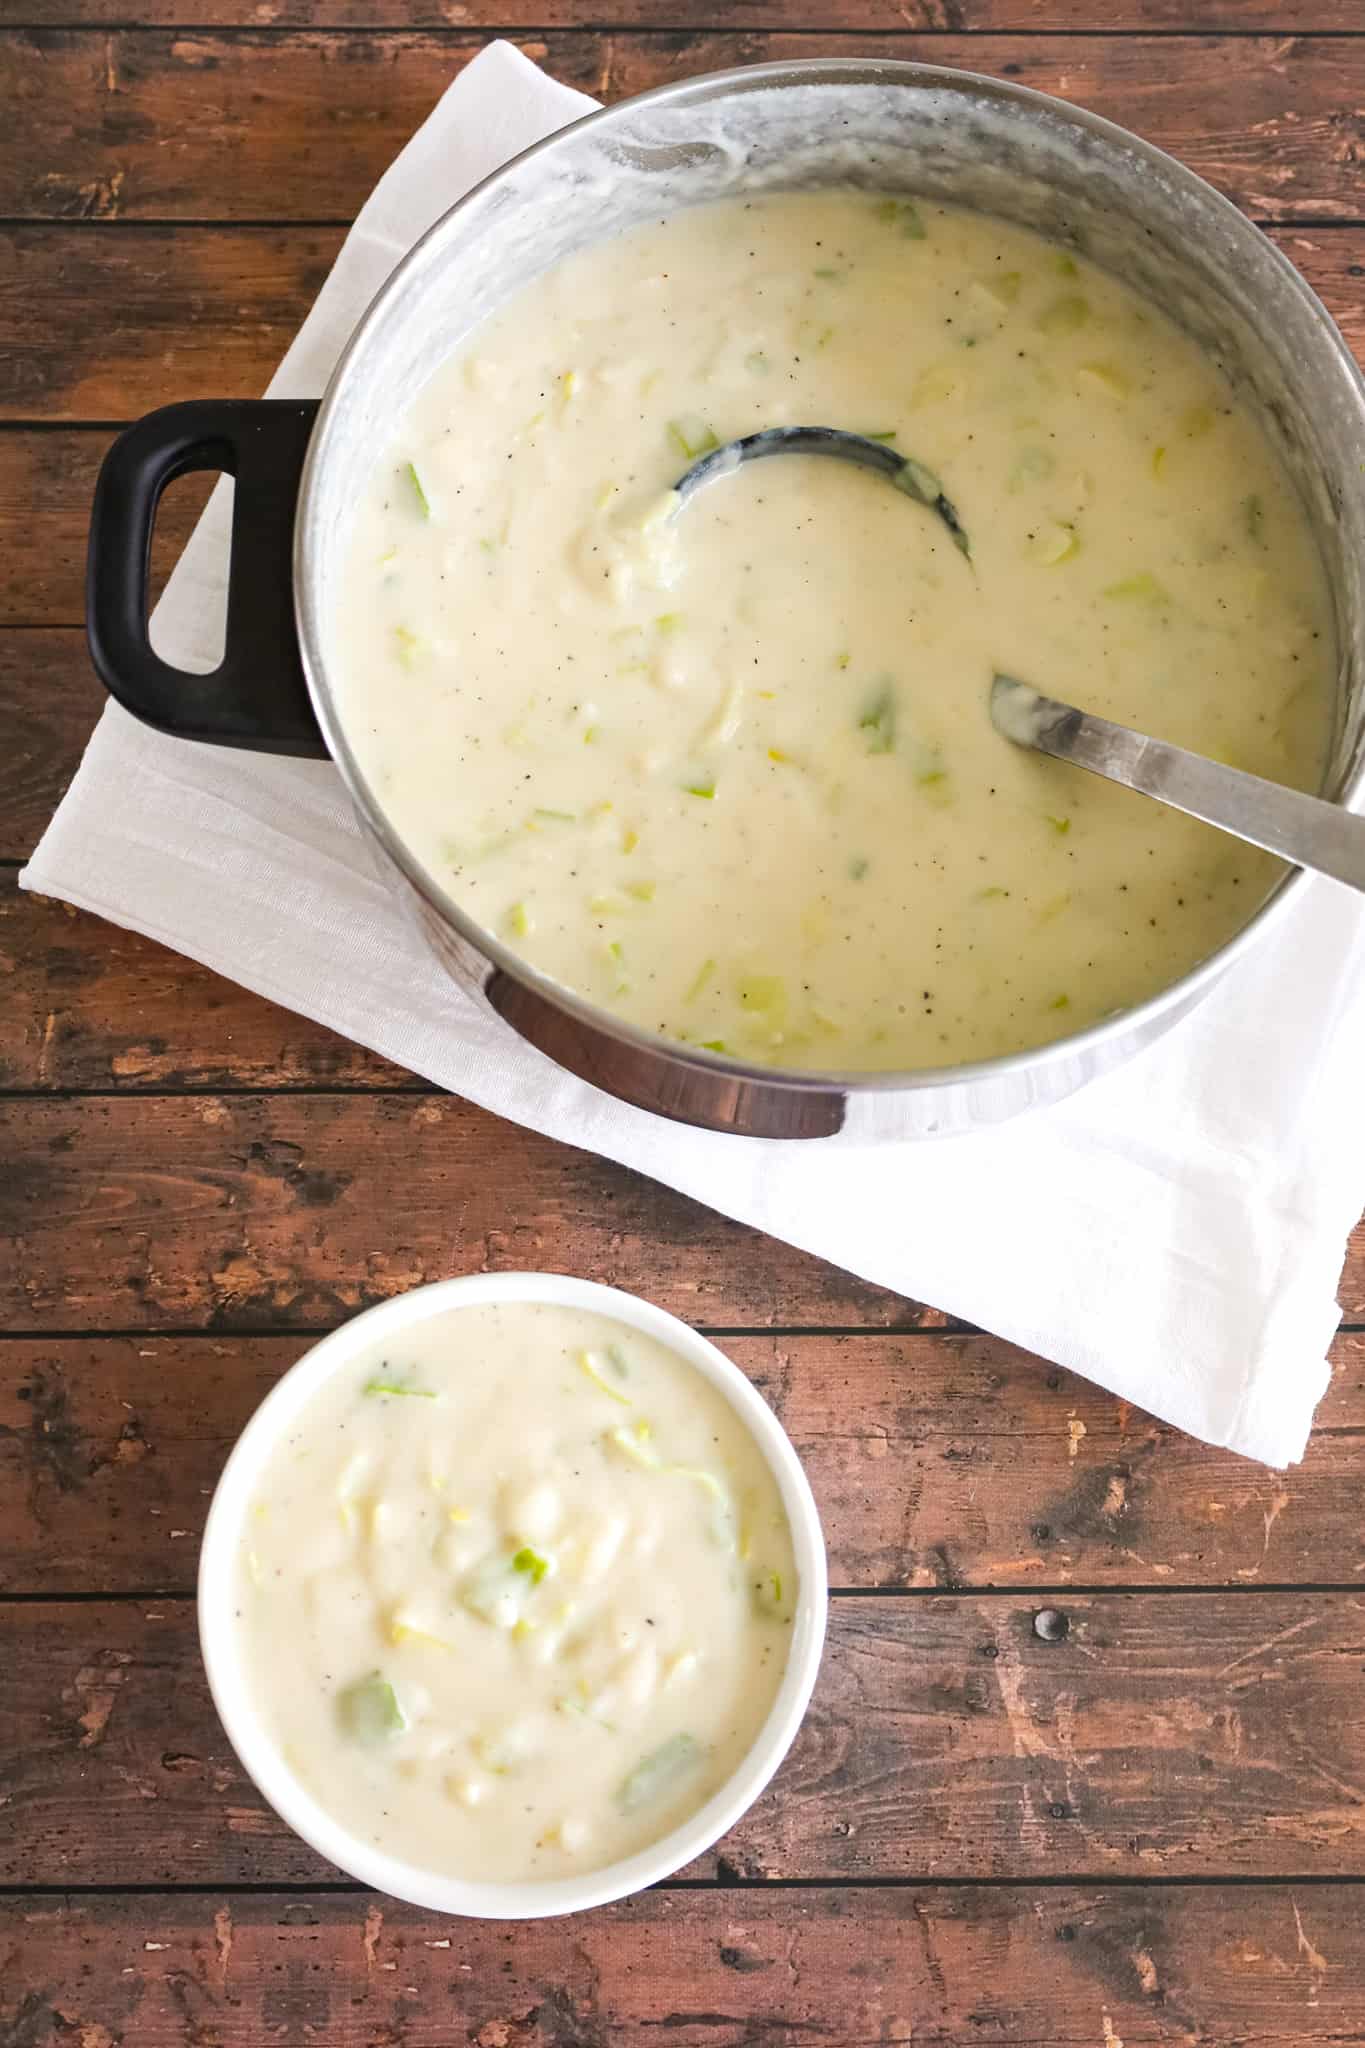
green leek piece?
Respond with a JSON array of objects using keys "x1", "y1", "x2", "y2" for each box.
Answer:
[
  {"x1": 363, "y1": 1378, "x2": 436, "y2": 1399},
  {"x1": 1036, "y1": 294, "x2": 1090, "y2": 336},
  {"x1": 738, "y1": 974, "x2": 786, "y2": 1016},
  {"x1": 873, "y1": 197, "x2": 927, "y2": 239},
  {"x1": 751, "y1": 1569, "x2": 786, "y2": 1618},
  {"x1": 835, "y1": 651, "x2": 851, "y2": 670},
  {"x1": 607, "y1": 1422, "x2": 663, "y2": 1469},
  {"x1": 1045, "y1": 814, "x2": 1071, "y2": 836},
  {"x1": 699, "y1": 1040, "x2": 727, "y2": 1053},
  {"x1": 1102, "y1": 571, "x2": 1169, "y2": 604},
  {"x1": 1055, "y1": 251, "x2": 1080, "y2": 277},
  {"x1": 405, "y1": 462, "x2": 430, "y2": 518},
  {"x1": 625, "y1": 880, "x2": 657, "y2": 903},
  {"x1": 508, "y1": 901, "x2": 531, "y2": 938},
  {"x1": 893, "y1": 457, "x2": 971, "y2": 557},
  {"x1": 858, "y1": 684, "x2": 897, "y2": 755},
  {"x1": 684, "y1": 777, "x2": 716, "y2": 800},
  {"x1": 1049, "y1": 993, "x2": 1071, "y2": 1011},
  {"x1": 685, "y1": 958, "x2": 716, "y2": 1003},
  {"x1": 393, "y1": 626, "x2": 421, "y2": 669},
  {"x1": 533, "y1": 807, "x2": 577, "y2": 824},
  {"x1": 512, "y1": 1545, "x2": 552, "y2": 1585},
  {"x1": 617, "y1": 1733, "x2": 702, "y2": 1813},
  {"x1": 668, "y1": 416, "x2": 719, "y2": 462},
  {"x1": 338, "y1": 1671, "x2": 406, "y2": 1744},
  {"x1": 812, "y1": 266, "x2": 844, "y2": 281},
  {"x1": 577, "y1": 1348, "x2": 631, "y2": 1405},
  {"x1": 849, "y1": 856, "x2": 870, "y2": 881},
  {"x1": 976, "y1": 885, "x2": 1009, "y2": 901},
  {"x1": 861, "y1": 430, "x2": 899, "y2": 443},
  {"x1": 655, "y1": 612, "x2": 683, "y2": 634},
  {"x1": 606, "y1": 1343, "x2": 631, "y2": 1380}
]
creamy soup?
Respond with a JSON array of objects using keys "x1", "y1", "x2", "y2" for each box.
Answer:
[
  {"x1": 232, "y1": 1302, "x2": 798, "y2": 1882},
  {"x1": 339, "y1": 192, "x2": 1334, "y2": 1071}
]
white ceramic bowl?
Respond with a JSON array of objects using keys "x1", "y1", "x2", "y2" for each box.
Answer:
[{"x1": 198, "y1": 1271, "x2": 828, "y2": 1918}]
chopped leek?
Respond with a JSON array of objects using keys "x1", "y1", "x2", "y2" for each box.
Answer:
[
  {"x1": 393, "y1": 625, "x2": 421, "y2": 669},
  {"x1": 893, "y1": 456, "x2": 972, "y2": 557},
  {"x1": 873, "y1": 197, "x2": 927, "y2": 239},
  {"x1": 1055, "y1": 251, "x2": 1080, "y2": 278},
  {"x1": 684, "y1": 777, "x2": 716, "y2": 800},
  {"x1": 699, "y1": 1040, "x2": 727, "y2": 1053},
  {"x1": 655, "y1": 612, "x2": 683, "y2": 634},
  {"x1": 622, "y1": 827, "x2": 640, "y2": 855},
  {"x1": 835, "y1": 651, "x2": 851, "y2": 670},
  {"x1": 976, "y1": 884, "x2": 1009, "y2": 901},
  {"x1": 512, "y1": 1545, "x2": 552, "y2": 1585},
  {"x1": 812, "y1": 266, "x2": 844, "y2": 281},
  {"x1": 447, "y1": 1506, "x2": 471, "y2": 1525},
  {"x1": 606, "y1": 1343, "x2": 631, "y2": 1380},
  {"x1": 1078, "y1": 360, "x2": 1131, "y2": 398},
  {"x1": 405, "y1": 462, "x2": 430, "y2": 519},
  {"x1": 738, "y1": 974, "x2": 787, "y2": 1016},
  {"x1": 338, "y1": 1672, "x2": 406, "y2": 1744},
  {"x1": 625, "y1": 879, "x2": 657, "y2": 902},
  {"x1": 685, "y1": 958, "x2": 716, "y2": 1003},
  {"x1": 1151, "y1": 444, "x2": 1167, "y2": 478},
  {"x1": 858, "y1": 683, "x2": 897, "y2": 755},
  {"x1": 667, "y1": 416, "x2": 719, "y2": 462},
  {"x1": 390, "y1": 1619, "x2": 453, "y2": 1653},
  {"x1": 1044, "y1": 814, "x2": 1071, "y2": 836},
  {"x1": 751, "y1": 1570, "x2": 786, "y2": 1618},
  {"x1": 617, "y1": 1733, "x2": 702, "y2": 1814},
  {"x1": 1049, "y1": 993, "x2": 1071, "y2": 1011},
  {"x1": 577, "y1": 1348, "x2": 631, "y2": 1405},
  {"x1": 607, "y1": 1422, "x2": 663, "y2": 1469},
  {"x1": 507, "y1": 901, "x2": 531, "y2": 938},
  {"x1": 1103, "y1": 571, "x2": 1169, "y2": 604},
  {"x1": 533, "y1": 807, "x2": 577, "y2": 824},
  {"x1": 861, "y1": 429, "x2": 898, "y2": 443},
  {"x1": 1032, "y1": 520, "x2": 1080, "y2": 566},
  {"x1": 849, "y1": 856, "x2": 870, "y2": 881},
  {"x1": 1036, "y1": 294, "x2": 1090, "y2": 336},
  {"x1": 363, "y1": 1378, "x2": 436, "y2": 1399}
]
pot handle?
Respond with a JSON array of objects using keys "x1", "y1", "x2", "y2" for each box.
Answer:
[{"x1": 86, "y1": 397, "x2": 328, "y2": 756}]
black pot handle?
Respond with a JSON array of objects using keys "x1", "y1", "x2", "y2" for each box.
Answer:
[{"x1": 86, "y1": 398, "x2": 327, "y2": 756}]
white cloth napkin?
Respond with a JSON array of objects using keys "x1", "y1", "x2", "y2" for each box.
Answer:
[{"x1": 23, "y1": 41, "x2": 1365, "y2": 1465}]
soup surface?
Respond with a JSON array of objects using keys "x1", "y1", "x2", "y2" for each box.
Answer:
[
  {"x1": 339, "y1": 192, "x2": 1334, "y2": 1071},
  {"x1": 233, "y1": 1301, "x2": 798, "y2": 1882}
]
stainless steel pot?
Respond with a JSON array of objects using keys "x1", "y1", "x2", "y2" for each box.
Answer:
[{"x1": 87, "y1": 60, "x2": 1365, "y2": 1141}]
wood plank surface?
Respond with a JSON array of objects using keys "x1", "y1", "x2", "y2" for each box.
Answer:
[
  {"x1": 2, "y1": 1884, "x2": 1361, "y2": 2047},
  {"x1": 3, "y1": 1331, "x2": 1364, "y2": 1594},
  {"x1": 5, "y1": 1593, "x2": 1363, "y2": 1884},
  {"x1": 2, "y1": 1090, "x2": 1362, "y2": 1328},
  {"x1": 0, "y1": 1093, "x2": 928, "y2": 1331},
  {"x1": 4, "y1": 32, "x2": 1365, "y2": 226},
  {"x1": 2, "y1": 221, "x2": 1360, "y2": 428},
  {"x1": 13, "y1": 0, "x2": 1365, "y2": 29}
]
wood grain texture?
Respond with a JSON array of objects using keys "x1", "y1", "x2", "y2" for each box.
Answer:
[
  {"x1": 0, "y1": 1093, "x2": 927, "y2": 1331},
  {"x1": 0, "y1": 634, "x2": 102, "y2": 855},
  {"x1": 0, "y1": 878, "x2": 418, "y2": 1089},
  {"x1": 4, "y1": 32, "x2": 1365, "y2": 226},
  {"x1": 4, "y1": 1593, "x2": 1364, "y2": 1883},
  {"x1": 3, "y1": 1330, "x2": 1364, "y2": 1594},
  {"x1": 2, "y1": 222, "x2": 1361, "y2": 427},
  {"x1": 13, "y1": 0, "x2": 1365, "y2": 29},
  {"x1": 1, "y1": 1884, "x2": 1361, "y2": 2047}
]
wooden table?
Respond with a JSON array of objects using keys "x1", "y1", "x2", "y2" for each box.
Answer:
[{"x1": 4, "y1": 0, "x2": 1365, "y2": 2038}]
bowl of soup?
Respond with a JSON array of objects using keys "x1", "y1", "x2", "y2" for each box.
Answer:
[
  {"x1": 88, "y1": 61, "x2": 1365, "y2": 1138},
  {"x1": 197, "y1": 1272, "x2": 827, "y2": 1916}
]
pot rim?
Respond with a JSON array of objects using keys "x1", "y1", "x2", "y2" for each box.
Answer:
[{"x1": 294, "y1": 54, "x2": 1365, "y2": 1102}]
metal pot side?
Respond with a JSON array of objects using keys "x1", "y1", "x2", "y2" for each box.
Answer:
[{"x1": 295, "y1": 60, "x2": 1365, "y2": 1141}]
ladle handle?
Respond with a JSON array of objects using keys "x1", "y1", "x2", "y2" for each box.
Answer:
[
  {"x1": 87, "y1": 398, "x2": 326, "y2": 756},
  {"x1": 1002, "y1": 680, "x2": 1365, "y2": 897}
]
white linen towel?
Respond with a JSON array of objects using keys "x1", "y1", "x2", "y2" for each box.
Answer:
[{"x1": 22, "y1": 41, "x2": 1365, "y2": 1464}]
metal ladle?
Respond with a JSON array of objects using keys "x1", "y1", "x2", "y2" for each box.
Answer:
[{"x1": 675, "y1": 428, "x2": 1365, "y2": 897}]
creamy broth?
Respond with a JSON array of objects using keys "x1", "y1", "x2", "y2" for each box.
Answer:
[
  {"x1": 233, "y1": 1303, "x2": 797, "y2": 1881},
  {"x1": 340, "y1": 192, "x2": 1334, "y2": 1071}
]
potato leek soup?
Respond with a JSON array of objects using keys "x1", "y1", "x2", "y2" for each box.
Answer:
[
  {"x1": 232, "y1": 1301, "x2": 798, "y2": 1881},
  {"x1": 339, "y1": 192, "x2": 1334, "y2": 1072}
]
